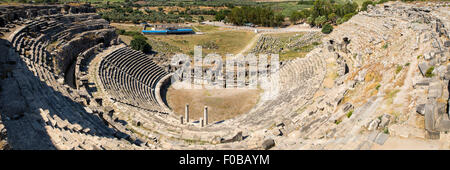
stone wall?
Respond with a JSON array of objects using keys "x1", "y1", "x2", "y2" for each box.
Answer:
[{"x1": 54, "y1": 28, "x2": 117, "y2": 83}]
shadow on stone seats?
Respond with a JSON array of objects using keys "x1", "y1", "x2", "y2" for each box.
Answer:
[{"x1": 0, "y1": 38, "x2": 127, "y2": 149}]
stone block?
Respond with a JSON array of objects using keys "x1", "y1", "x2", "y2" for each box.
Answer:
[
  {"x1": 375, "y1": 133, "x2": 389, "y2": 145},
  {"x1": 342, "y1": 103, "x2": 354, "y2": 113},
  {"x1": 262, "y1": 139, "x2": 275, "y2": 150},
  {"x1": 379, "y1": 114, "x2": 391, "y2": 128},
  {"x1": 416, "y1": 104, "x2": 426, "y2": 115},
  {"x1": 425, "y1": 130, "x2": 440, "y2": 140},
  {"x1": 368, "y1": 119, "x2": 380, "y2": 131},
  {"x1": 220, "y1": 131, "x2": 243, "y2": 143},
  {"x1": 424, "y1": 103, "x2": 435, "y2": 131},
  {"x1": 444, "y1": 41, "x2": 450, "y2": 47},
  {"x1": 418, "y1": 62, "x2": 430, "y2": 77}
]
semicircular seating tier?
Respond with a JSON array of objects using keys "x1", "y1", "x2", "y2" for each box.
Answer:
[
  {"x1": 1, "y1": 7, "x2": 152, "y2": 149},
  {"x1": 98, "y1": 47, "x2": 169, "y2": 112}
]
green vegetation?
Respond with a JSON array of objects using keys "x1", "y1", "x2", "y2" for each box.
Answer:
[
  {"x1": 335, "y1": 119, "x2": 342, "y2": 125},
  {"x1": 321, "y1": 23, "x2": 333, "y2": 34},
  {"x1": 116, "y1": 29, "x2": 146, "y2": 39},
  {"x1": 225, "y1": 6, "x2": 285, "y2": 27},
  {"x1": 425, "y1": 66, "x2": 435, "y2": 78},
  {"x1": 214, "y1": 9, "x2": 231, "y2": 21},
  {"x1": 383, "y1": 127, "x2": 389, "y2": 134},
  {"x1": 130, "y1": 35, "x2": 152, "y2": 53},
  {"x1": 361, "y1": 0, "x2": 374, "y2": 11},
  {"x1": 346, "y1": 110, "x2": 354, "y2": 118},
  {"x1": 382, "y1": 42, "x2": 389, "y2": 49},
  {"x1": 375, "y1": 84, "x2": 381, "y2": 90},
  {"x1": 384, "y1": 88, "x2": 400, "y2": 104},
  {"x1": 290, "y1": 0, "x2": 358, "y2": 27},
  {"x1": 396, "y1": 65, "x2": 403, "y2": 74}
]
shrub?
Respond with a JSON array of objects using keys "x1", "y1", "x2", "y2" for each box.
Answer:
[
  {"x1": 116, "y1": 29, "x2": 126, "y2": 35},
  {"x1": 375, "y1": 84, "x2": 381, "y2": 90},
  {"x1": 335, "y1": 119, "x2": 342, "y2": 125},
  {"x1": 121, "y1": 31, "x2": 147, "y2": 40},
  {"x1": 341, "y1": 13, "x2": 355, "y2": 22},
  {"x1": 130, "y1": 36, "x2": 152, "y2": 53},
  {"x1": 396, "y1": 65, "x2": 403, "y2": 74},
  {"x1": 377, "y1": 0, "x2": 390, "y2": 4},
  {"x1": 321, "y1": 24, "x2": 333, "y2": 34},
  {"x1": 425, "y1": 66, "x2": 435, "y2": 78},
  {"x1": 336, "y1": 17, "x2": 344, "y2": 25},
  {"x1": 298, "y1": 0, "x2": 358, "y2": 26},
  {"x1": 346, "y1": 110, "x2": 353, "y2": 118},
  {"x1": 306, "y1": 16, "x2": 315, "y2": 25},
  {"x1": 314, "y1": 16, "x2": 327, "y2": 27}
]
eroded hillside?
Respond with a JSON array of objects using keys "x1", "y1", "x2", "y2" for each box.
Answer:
[{"x1": 274, "y1": 1, "x2": 450, "y2": 149}]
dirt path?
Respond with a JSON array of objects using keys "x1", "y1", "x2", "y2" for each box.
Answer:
[{"x1": 236, "y1": 33, "x2": 262, "y2": 56}]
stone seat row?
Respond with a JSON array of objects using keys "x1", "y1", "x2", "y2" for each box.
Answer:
[
  {"x1": 8, "y1": 15, "x2": 126, "y2": 133},
  {"x1": 14, "y1": 62, "x2": 116, "y2": 139},
  {"x1": 98, "y1": 47, "x2": 169, "y2": 111}
]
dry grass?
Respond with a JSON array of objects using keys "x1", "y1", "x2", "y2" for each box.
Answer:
[
  {"x1": 112, "y1": 23, "x2": 256, "y2": 56},
  {"x1": 166, "y1": 88, "x2": 261, "y2": 122},
  {"x1": 118, "y1": 35, "x2": 132, "y2": 45},
  {"x1": 147, "y1": 30, "x2": 256, "y2": 56},
  {"x1": 0, "y1": 140, "x2": 7, "y2": 150},
  {"x1": 416, "y1": 115, "x2": 425, "y2": 129},
  {"x1": 192, "y1": 25, "x2": 221, "y2": 33},
  {"x1": 110, "y1": 23, "x2": 142, "y2": 32},
  {"x1": 384, "y1": 88, "x2": 401, "y2": 105},
  {"x1": 394, "y1": 66, "x2": 408, "y2": 87},
  {"x1": 342, "y1": 63, "x2": 385, "y2": 105},
  {"x1": 364, "y1": 82, "x2": 380, "y2": 96}
]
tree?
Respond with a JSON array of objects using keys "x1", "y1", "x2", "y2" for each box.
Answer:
[
  {"x1": 116, "y1": 29, "x2": 126, "y2": 35},
  {"x1": 130, "y1": 36, "x2": 152, "y2": 53},
  {"x1": 327, "y1": 13, "x2": 337, "y2": 23},
  {"x1": 226, "y1": 6, "x2": 284, "y2": 27},
  {"x1": 321, "y1": 23, "x2": 333, "y2": 34},
  {"x1": 290, "y1": 11, "x2": 305, "y2": 24},
  {"x1": 314, "y1": 15, "x2": 327, "y2": 27},
  {"x1": 198, "y1": 16, "x2": 205, "y2": 22},
  {"x1": 306, "y1": 16, "x2": 315, "y2": 26},
  {"x1": 300, "y1": 0, "x2": 359, "y2": 27}
]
